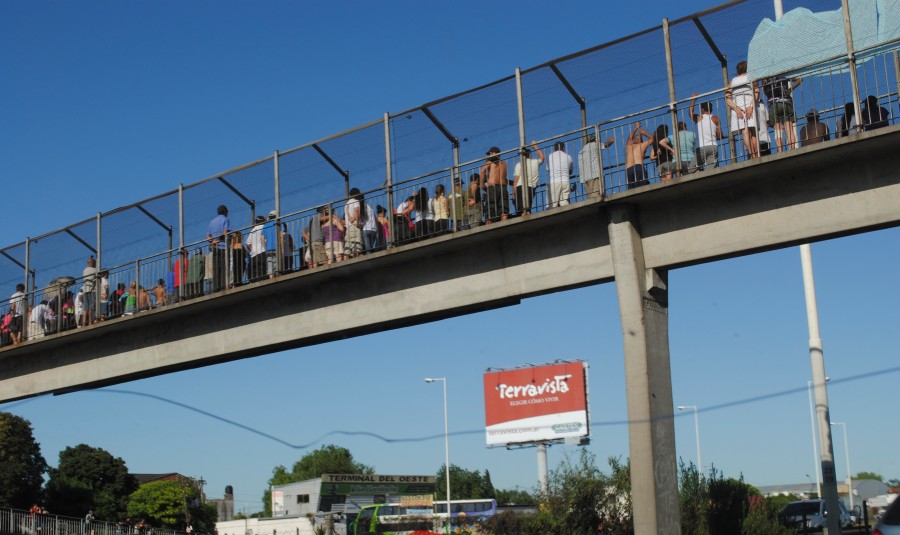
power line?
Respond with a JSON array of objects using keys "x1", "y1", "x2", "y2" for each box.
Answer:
[{"x1": 3, "y1": 364, "x2": 897, "y2": 447}]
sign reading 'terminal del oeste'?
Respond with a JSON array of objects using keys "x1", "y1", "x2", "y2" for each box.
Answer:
[
  {"x1": 482, "y1": 361, "x2": 589, "y2": 447},
  {"x1": 319, "y1": 474, "x2": 435, "y2": 496}
]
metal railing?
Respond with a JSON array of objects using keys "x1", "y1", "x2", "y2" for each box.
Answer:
[
  {"x1": 1, "y1": 0, "x2": 899, "y2": 349},
  {"x1": 0, "y1": 508, "x2": 190, "y2": 535}
]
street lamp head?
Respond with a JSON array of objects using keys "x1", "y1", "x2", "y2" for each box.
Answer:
[
  {"x1": 424, "y1": 378, "x2": 434, "y2": 383},
  {"x1": 677, "y1": 406, "x2": 686, "y2": 411}
]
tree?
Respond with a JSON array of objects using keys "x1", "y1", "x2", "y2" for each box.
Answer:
[
  {"x1": 854, "y1": 471, "x2": 884, "y2": 482},
  {"x1": 495, "y1": 487, "x2": 536, "y2": 506},
  {"x1": 435, "y1": 464, "x2": 497, "y2": 500},
  {"x1": 261, "y1": 444, "x2": 373, "y2": 516},
  {"x1": 532, "y1": 450, "x2": 632, "y2": 535},
  {"x1": 0, "y1": 412, "x2": 48, "y2": 508},
  {"x1": 887, "y1": 478, "x2": 900, "y2": 487},
  {"x1": 679, "y1": 459, "x2": 708, "y2": 535},
  {"x1": 706, "y1": 468, "x2": 757, "y2": 535},
  {"x1": 127, "y1": 480, "x2": 217, "y2": 532},
  {"x1": 741, "y1": 496, "x2": 792, "y2": 535},
  {"x1": 45, "y1": 444, "x2": 138, "y2": 520}
]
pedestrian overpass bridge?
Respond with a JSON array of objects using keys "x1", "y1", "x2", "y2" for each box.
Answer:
[{"x1": 3, "y1": 126, "x2": 898, "y2": 400}]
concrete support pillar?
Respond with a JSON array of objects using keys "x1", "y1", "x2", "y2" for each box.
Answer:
[{"x1": 607, "y1": 204, "x2": 681, "y2": 535}]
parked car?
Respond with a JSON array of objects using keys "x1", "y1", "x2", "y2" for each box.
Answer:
[
  {"x1": 779, "y1": 499, "x2": 852, "y2": 530},
  {"x1": 874, "y1": 495, "x2": 900, "y2": 535}
]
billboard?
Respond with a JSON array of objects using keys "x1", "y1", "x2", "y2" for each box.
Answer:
[{"x1": 483, "y1": 361, "x2": 589, "y2": 447}]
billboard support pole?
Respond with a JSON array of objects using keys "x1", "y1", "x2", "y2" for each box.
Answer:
[{"x1": 537, "y1": 443, "x2": 548, "y2": 493}]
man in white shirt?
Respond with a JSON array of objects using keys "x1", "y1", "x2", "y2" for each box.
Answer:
[
  {"x1": 578, "y1": 133, "x2": 615, "y2": 196},
  {"x1": 9, "y1": 283, "x2": 25, "y2": 344},
  {"x1": 81, "y1": 256, "x2": 98, "y2": 326},
  {"x1": 547, "y1": 142, "x2": 573, "y2": 208},
  {"x1": 29, "y1": 300, "x2": 52, "y2": 340},
  {"x1": 245, "y1": 215, "x2": 267, "y2": 282},
  {"x1": 512, "y1": 142, "x2": 545, "y2": 216}
]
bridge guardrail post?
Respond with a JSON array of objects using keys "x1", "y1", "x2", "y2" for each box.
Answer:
[
  {"x1": 135, "y1": 258, "x2": 140, "y2": 312},
  {"x1": 22, "y1": 237, "x2": 31, "y2": 342},
  {"x1": 274, "y1": 150, "x2": 282, "y2": 277},
  {"x1": 515, "y1": 67, "x2": 529, "y2": 215},
  {"x1": 326, "y1": 202, "x2": 334, "y2": 265},
  {"x1": 663, "y1": 18, "x2": 683, "y2": 180},
  {"x1": 894, "y1": 51, "x2": 900, "y2": 108},
  {"x1": 96, "y1": 212, "x2": 102, "y2": 321},
  {"x1": 178, "y1": 183, "x2": 185, "y2": 303},
  {"x1": 593, "y1": 124, "x2": 607, "y2": 200},
  {"x1": 840, "y1": 0, "x2": 863, "y2": 135},
  {"x1": 383, "y1": 112, "x2": 395, "y2": 249}
]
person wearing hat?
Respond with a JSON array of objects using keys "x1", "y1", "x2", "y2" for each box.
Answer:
[
  {"x1": 245, "y1": 215, "x2": 268, "y2": 282},
  {"x1": 206, "y1": 204, "x2": 231, "y2": 293},
  {"x1": 800, "y1": 109, "x2": 830, "y2": 147},
  {"x1": 578, "y1": 133, "x2": 615, "y2": 197},
  {"x1": 479, "y1": 146, "x2": 510, "y2": 223}
]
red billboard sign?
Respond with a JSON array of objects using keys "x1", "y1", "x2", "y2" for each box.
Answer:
[{"x1": 483, "y1": 361, "x2": 589, "y2": 446}]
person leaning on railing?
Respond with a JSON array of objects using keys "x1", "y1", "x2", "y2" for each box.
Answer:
[
  {"x1": 547, "y1": 141, "x2": 573, "y2": 205},
  {"x1": 624, "y1": 122, "x2": 654, "y2": 189},
  {"x1": 578, "y1": 133, "x2": 614, "y2": 197},
  {"x1": 448, "y1": 177, "x2": 468, "y2": 231},
  {"x1": 690, "y1": 93, "x2": 723, "y2": 170},
  {"x1": 246, "y1": 216, "x2": 267, "y2": 281},
  {"x1": 206, "y1": 205, "x2": 231, "y2": 293},
  {"x1": 302, "y1": 207, "x2": 328, "y2": 269},
  {"x1": 481, "y1": 147, "x2": 510, "y2": 223},
  {"x1": 659, "y1": 121, "x2": 697, "y2": 176},
  {"x1": 725, "y1": 61, "x2": 761, "y2": 160},
  {"x1": 800, "y1": 109, "x2": 830, "y2": 147},
  {"x1": 513, "y1": 141, "x2": 544, "y2": 215},
  {"x1": 9, "y1": 283, "x2": 25, "y2": 344},
  {"x1": 760, "y1": 74, "x2": 802, "y2": 152},
  {"x1": 861, "y1": 95, "x2": 890, "y2": 131}
]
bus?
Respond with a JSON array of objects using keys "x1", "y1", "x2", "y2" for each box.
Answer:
[
  {"x1": 349, "y1": 499, "x2": 498, "y2": 535},
  {"x1": 433, "y1": 499, "x2": 498, "y2": 520}
]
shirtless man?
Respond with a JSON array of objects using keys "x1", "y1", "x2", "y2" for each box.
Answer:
[
  {"x1": 625, "y1": 122, "x2": 654, "y2": 189},
  {"x1": 480, "y1": 146, "x2": 509, "y2": 223}
]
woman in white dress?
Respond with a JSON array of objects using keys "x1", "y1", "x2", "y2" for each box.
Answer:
[{"x1": 726, "y1": 61, "x2": 761, "y2": 159}]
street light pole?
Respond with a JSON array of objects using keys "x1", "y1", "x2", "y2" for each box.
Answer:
[
  {"x1": 677, "y1": 405, "x2": 702, "y2": 473},
  {"x1": 831, "y1": 422, "x2": 853, "y2": 510},
  {"x1": 800, "y1": 247, "x2": 842, "y2": 535},
  {"x1": 808, "y1": 380, "x2": 824, "y2": 497},
  {"x1": 425, "y1": 377, "x2": 451, "y2": 534}
]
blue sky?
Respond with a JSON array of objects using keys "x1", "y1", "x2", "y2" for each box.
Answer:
[{"x1": 3, "y1": 0, "x2": 897, "y2": 516}]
